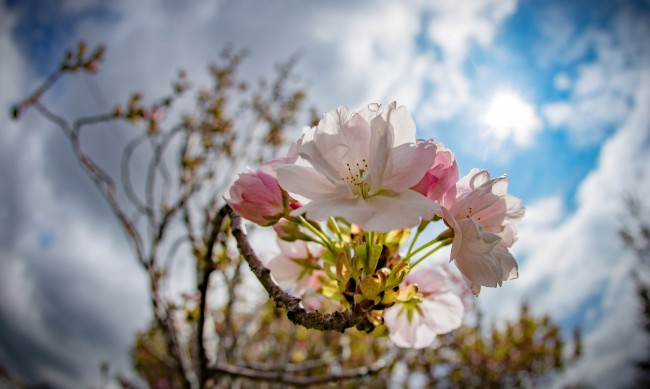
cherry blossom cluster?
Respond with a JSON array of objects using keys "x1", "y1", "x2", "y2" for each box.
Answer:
[{"x1": 226, "y1": 102, "x2": 524, "y2": 348}]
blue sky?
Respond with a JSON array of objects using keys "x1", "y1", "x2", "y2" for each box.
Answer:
[{"x1": 1, "y1": 0, "x2": 650, "y2": 387}]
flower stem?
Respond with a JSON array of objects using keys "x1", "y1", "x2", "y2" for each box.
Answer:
[
  {"x1": 406, "y1": 220, "x2": 427, "y2": 257},
  {"x1": 409, "y1": 238, "x2": 453, "y2": 269},
  {"x1": 403, "y1": 228, "x2": 453, "y2": 262},
  {"x1": 329, "y1": 217, "x2": 344, "y2": 242},
  {"x1": 297, "y1": 216, "x2": 335, "y2": 253}
]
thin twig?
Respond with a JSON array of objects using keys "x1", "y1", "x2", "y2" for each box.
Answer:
[{"x1": 120, "y1": 133, "x2": 152, "y2": 220}]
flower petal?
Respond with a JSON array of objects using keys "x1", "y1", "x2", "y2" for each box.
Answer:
[
  {"x1": 290, "y1": 195, "x2": 375, "y2": 224},
  {"x1": 404, "y1": 266, "x2": 450, "y2": 295},
  {"x1": 493, "y1": 246, "x2": 519, "y2": 281},
  {"x1": 266, "y1": 254, "x2": 303, "y2": 290},
  {"x1": 421, "y1": 292, "x2": 464, "y2": 334},
  {"x1": 452, "y1": 218, "x2": 503, "y2": 295},
  {"x1": 299, "y1": 108, "x2": 372, "y2": 184},
  {"x1": 383, "y1": 142, "x2": 437, "y2": 190},
  {"x1": 276, "y1": 164, "x2": 340, "y2": 201},
  {"x1": 363, "y1": 190, "x2": 438, "y2": 232},
  {"x1": 384, "y1": 102, "x2": 416, "y2": 147},
  {"x1": 384, "y1": 304, "x2": 437, "y2": 349}
]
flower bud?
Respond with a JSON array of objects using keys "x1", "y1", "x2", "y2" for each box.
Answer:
[
  {"x1": 410, "y1": 141, "x2": 458, "y2": 203},
  {"x1": 226, "y1": 163, "x2": 287, "y2": 226}
]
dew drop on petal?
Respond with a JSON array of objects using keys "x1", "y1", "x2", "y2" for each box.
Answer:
[{"x1": 368, "y1": 103, "x2": 381, "y2": 112}]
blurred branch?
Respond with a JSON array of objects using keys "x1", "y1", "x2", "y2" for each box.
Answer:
[
  {"x1": 205, "y1": 351, "x2": 392, "y2": 387},
  {"x1": 197, "y1": 206, "x2": 228, "y2": 386},
  {"x1": 15, "y1": 43, "x2": 197, "y2": 389}
]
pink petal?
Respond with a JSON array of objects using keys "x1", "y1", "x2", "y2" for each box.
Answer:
[
  {"x1": 363, "y1": 190, "x2": 438, "y2": 232},
  {"x1": 266, "y1": 254, "x2": 303, "y2": 290},
  {"x1": 404, "y1": 266, "x2": 450, "y2": 295},
  {"x1": 383, "y1": 142, "x2": 437, "y2": 190},
  {"x1": 275, "y1": 164, "x2": 339, "y2": 200},
  {"x1": 421, "y1": 292, "x2": 464, "y2": 334},
  {"x1": 493, "y1": 246, "x2": 519, "y2": 281},
  {"x1": 452, "y1": 218, "x2": 503, "y2": 296}
]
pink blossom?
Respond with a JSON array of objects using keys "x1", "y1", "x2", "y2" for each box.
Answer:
[
  {"x1": 264, "y1": 239, "x2": 325, "y2": 296},
  {"x1": 440, "y1": 169, "x2": 524, "y2": 295},
  {"x1": 275, "y1": 102, "x2": 438, "y2": 232},
  {"x1": 226, "y1": 163, "x2": 286, "y2": 226},
  {"x1": 300, "y1": 270, "x2": 328, "y2": 311},
  {"x1": 383, "y1": 267, "x2": 464, "y2": 349},
  {"x1": 410, "y1": 141, "x2": 458, "y2": 203}
]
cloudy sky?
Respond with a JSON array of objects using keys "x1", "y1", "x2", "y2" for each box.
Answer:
[{"x1": 1, "y1": 0, "x2": 650, "y2": 387}]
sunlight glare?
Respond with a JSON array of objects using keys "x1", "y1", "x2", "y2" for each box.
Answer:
[{"x1": 482, "y1": 91, "x2": 541, "y2": 148}]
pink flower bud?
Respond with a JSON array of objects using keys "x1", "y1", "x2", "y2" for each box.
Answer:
[
  {"x1": 226, "y1": 163, "x2": 286, "y2": 226},
  {"x1": 410, "y1": 142, "x2": 458, "y2": 203}
]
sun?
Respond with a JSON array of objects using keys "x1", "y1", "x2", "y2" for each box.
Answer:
[{"x1": 482, "y1": 91, "x2": 541, "y2": 147}]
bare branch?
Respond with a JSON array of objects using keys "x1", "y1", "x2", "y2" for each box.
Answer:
[
  {"x1": 120, "y1": 133, "x2": 152, "y2": 219},
  {"x1": 205, "y1": 352, "x2": 391, "y2": 387},
  {"x1": 30, "y1": 100, "x2": 197, "y2": 389},
  {"x1": 33, "y1": 102, "x2": 148, "y2": 268},
  {"x1": 198, "y1": 206, "x2": 228, "y2": 385},
  {"x1": 226, "y1": 205, "x2": 373, "y2": 332}
]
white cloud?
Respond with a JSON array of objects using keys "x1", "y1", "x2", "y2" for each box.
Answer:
[
  {"x1": 481, "y1": 65, "x2": 650, "y2": 388},
  {"x1": 426, "y1": 0, "x2": 518, "y2": 63},
  {"x1": 553, "y1": 72, "x2": 572, "y2": 91},
  {"x1": 540, "y1": 7, "x2": 648, "y2": 146}
]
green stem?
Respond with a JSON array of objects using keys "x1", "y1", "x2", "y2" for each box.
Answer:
[
  {"x1": 409, "y1": 238, "x2": 453, "y2": 269},
  {"x1": 403, "y1": 228, "x2": 454, "y2": 262},
  {"x1": 329, "y1": 217, "x2": 343, "y2": 242},
  {"x1": 297, "y1": 216, "x2": 335, "y2": 253},
  {"x1": 406, "y1": 222, "x2": 426, "y2": 257}
]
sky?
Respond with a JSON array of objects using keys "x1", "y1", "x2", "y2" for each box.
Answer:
[{"x1": 1, "y1": 0, "x2": 650, "y2": 387}]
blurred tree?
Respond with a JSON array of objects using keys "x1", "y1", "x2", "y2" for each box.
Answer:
[
  {"x1": 12, "y1": 42, "x2": 580, "y2": 389},
  {"x1": 620, "y1": 196, "x2": 650, "y2": 386}
]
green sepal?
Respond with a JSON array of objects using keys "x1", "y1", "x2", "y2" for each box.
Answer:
[
  {"x1": 387, "y1": 261, "x2": 410, "y2": 288},
  {"x1": 383, "y1": 228, "x2": 410, "y2": 257},
  {"x1": 321, "y1": 250, "x2": 337, "y2": 266},
  {"x1": 359, "y1": 273, "x2": 385, "y2": 302},
  {"x1": 336, "y1": 252, "x2": 352, "y2": 283}
]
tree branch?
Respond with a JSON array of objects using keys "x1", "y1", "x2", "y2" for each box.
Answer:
[
  {"x1": 205, "y1": 353, "x2": 391, "y2": 387},
  {"x1": 198, "y1": 206, "x2": 228, "y2": 385},
  {"x1": 226, "y1": 205, "x2": 372, "y2": 332}
]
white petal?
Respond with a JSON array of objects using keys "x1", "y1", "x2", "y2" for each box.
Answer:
[
  {"x1": 291, "y1": 195, "x2": 374, "y2": 223},
  {"x1": 383, "y1": 142, "x2": 437, "y2": 190},
  {"x1": 498, "y1": 225, "x2": 518, "y2": 248},
  {"x1": 385, "y1": 102, "x2": 417, "y2": 146},
  {"x1": 277, "y1": 239, "x2": 309, "y2": 259},
  {"x1": 356, "y1": 102, "x2": 382, "y2": 123},
  {"x1": 452, "y1": 218, "x2": 503, "y2": 295},
  {"x1": 421, "y1": 293, "x2": 464, "y2": 334},
  {"x1": 493, "y1": 246, "x2": 519, "y2": 281},
  {"x1": 404, "y1": 266, "x2": 449, "y2": 295},
  {"x1": 384, "y1": 305, "x2": 437, "y2": 349},
  {"x1": 300, "y1": 109, "x2": 372, "y2": 183},
  {"x1": 469, "y1": 169, "x2": 492, "y2": 189},
  {"x1": 455, "y1": 168, "x2": 482, "y2": 195},
  {"x1": 367, "y1": 112, "x2": 394, "y2": 190},
  {"x1": 363, "y1": 190, "x2": 438, "y2": 232},
  {"x1": 504, "y1": 193, "x2": 525, "y2": 224},
  {"x1": 276, "y1": 164, "x2": 338, "y2": 201},
  {"x1": 266, "y1": 254, "x2": 303, "y2": 290}
]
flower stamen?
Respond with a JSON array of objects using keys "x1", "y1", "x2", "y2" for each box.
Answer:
[{"x1": 342, "y1": 159, "x2": 371, "y2": 198}]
